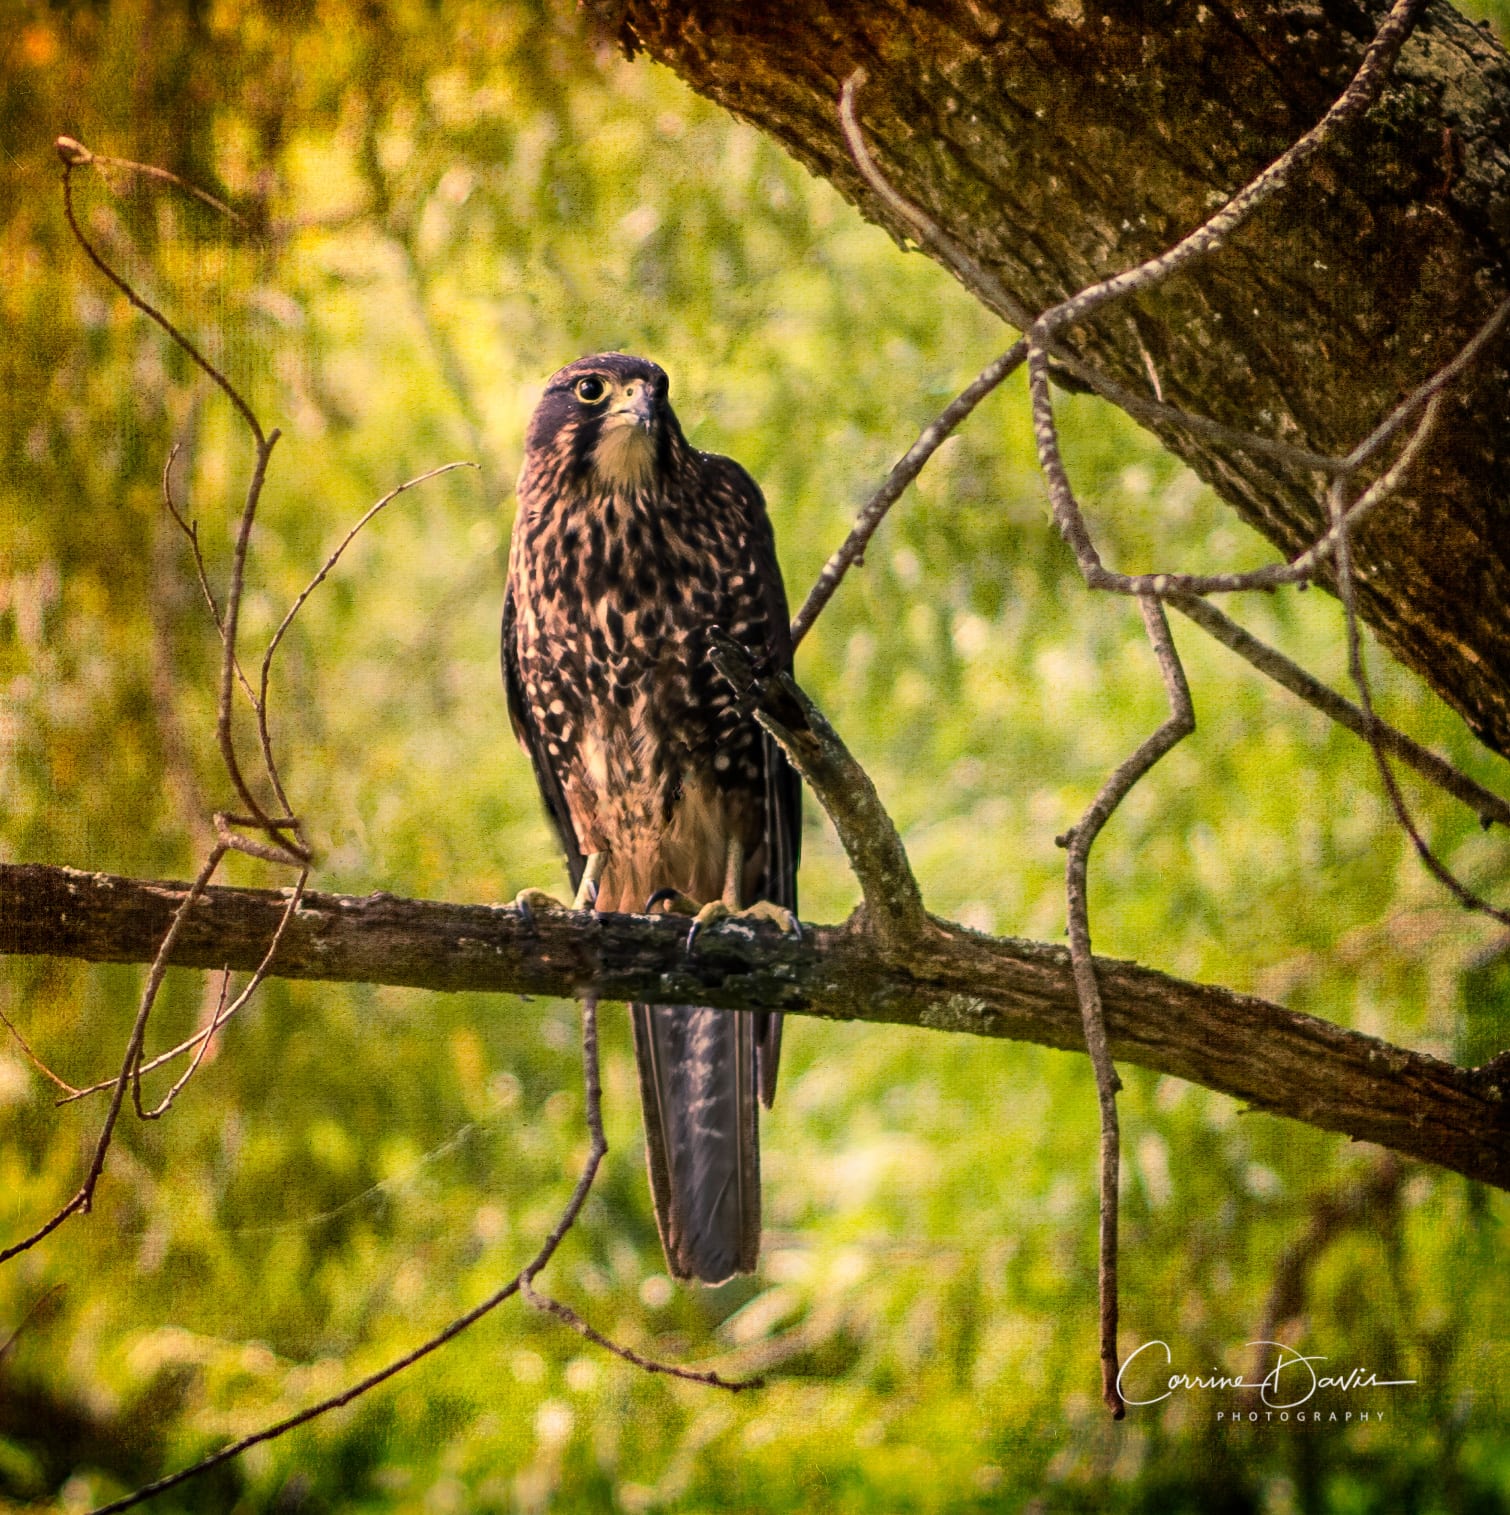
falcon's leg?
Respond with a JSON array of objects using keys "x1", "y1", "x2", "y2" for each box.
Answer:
[
  {"x1": 686, "y1": 838, "x2": 801, "y2": 951},
  {"x1": 573, "y1": 851, "x2": 607, "y2": 910},
  {"x1": 515, "y1": 851, "x2": 606, "y2": 924}
]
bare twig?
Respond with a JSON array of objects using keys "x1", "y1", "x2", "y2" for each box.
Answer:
[
  {"x1": 55, "y1": 136, "x2": 248, "y2": 229},
  {"x1": 59, "y1": 145, "x2": 265, "y2": 448},
  {"x1": 708, "y1": 633, "x2": 926, "y2": 949},
  {"x1": 1340, "y1": 298, "x2": 1510, "y2": 471},
  {"x1": 61, "y1": 143, "x2": 304, "y2": 858},
  {"x1": 838, "y1": 72, "x2": 1345, "y2": 481},
  {"x1": 1023, "y1": 324, "x2": 1479, "y2": 602},
  {"x1": 790, "y1": 340, "x2": 1027, "y2": 647},
  {"x1": 1033, "y1": 0, "x2": 1426, "y2": 336},
  {"x1": 257, "y1": 461, "x2": 477, "y2": 723},
  {"x1": 1057, "y1": 597, "x2": 1195, "y2": 1417},
  {"x1": 1027, "y1": 297, "x2": 1505, "y2": 602},
  {"x1": 149, "y1": 436, "x2": 217, "y2": 849},
  {"x1": 215, "y1": 821, "x2": 303, "y2": 867},
  {"x1": 161, "y1": 443, "x2": 262, "y2": 717},
  {"x1": 213, "y1": 434, "x2": 306, "y2": 856},
  {"x1": 55, "y1": 882, "x2": 306, "y2": 1109},
  {"x1": 1328, "y1": 480, "x2": 1510, "y2": 928},
  {"x1": 0, "y1": 1005, "x2": 82, "y2": 1098},
  {"x1": 834, "y1": 14, "x2": 1455, "y2": 1421},
  {"x1": 0, "y1": 848, "x2": 227, "y2": 1265},
  {"x1": 843, "y1": 35, "x2": 1510, "y2": 616},
  {"x1": 87, "y1": 997, "x2": 616, "y2": 1515},
  {"x1": 1168, "y1": 595, "x2": 1510, "y2": 830},
  {"x1": 134, "y1": 872, "x2": 308, "y2": 1120},
  {"x1": 521, "y1": 1278, "x2": 761, "y2": 1391}
]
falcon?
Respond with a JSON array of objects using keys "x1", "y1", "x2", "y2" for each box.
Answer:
[{"x1": 502, "y1": 352, "x2": 800, "y2": 1284}]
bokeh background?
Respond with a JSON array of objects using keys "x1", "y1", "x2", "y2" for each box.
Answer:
[{"x1": 3, "y1": 1, "x2": 1510, "y2": 1509}]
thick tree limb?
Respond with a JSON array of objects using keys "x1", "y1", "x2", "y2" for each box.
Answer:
[{"x1": 4, "y1": 861, "x2": 1507, "y2": 1190}]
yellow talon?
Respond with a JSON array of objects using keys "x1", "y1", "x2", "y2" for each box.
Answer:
[
  {"x1": 514, "y1": 887, "x2": 568, "y2": 925},
  {"x1": 686, "y1": 898, "x2": 801, "y2": 952},
  {"x1": 515, "y1": 854, "x2": 605, "y2": 923},
  {"x1": 692, "y1": 899, "x2": 732, "y2": 933},
  {"x1": 733, "y1": 900, "x2": 801, "y2": 937}
]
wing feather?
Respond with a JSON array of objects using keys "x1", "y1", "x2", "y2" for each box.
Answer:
[
  {"x1": 501, "y1": 581, "x2": 586, "y2": 892},
  {"x1": 702, "y1": 452, "x2": 801, "y2": 1106}
]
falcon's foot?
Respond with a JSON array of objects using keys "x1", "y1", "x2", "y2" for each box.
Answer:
[
  {"x1": 686, "y1": 898, "x2": 802, "y2": 953},
  {"x1": 513, "y1": 887, "x2": 569, "y2": 928},
  {"x1": 514, "y1": 853, "x2": 605, "y2": 926}
]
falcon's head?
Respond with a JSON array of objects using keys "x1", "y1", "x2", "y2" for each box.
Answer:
[{"x1": 523, "y1": 352, "x2": 685, "y2": 496}]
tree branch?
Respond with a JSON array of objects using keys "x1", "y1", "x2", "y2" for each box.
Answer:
[
  {"x1": 1057, "y1": 597, "x2": 1196, "y2": 1416},
  {"x1": 616, "y1": 0, "x2": 1510, "y2": 757},
  {"x1": 708, "y1": 632, "x2": 928, "y2": 950},
  {"x1": 5, "y1": 861, "x2": 1507, "y2": 1191}
]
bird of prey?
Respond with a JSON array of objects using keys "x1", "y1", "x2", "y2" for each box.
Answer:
[{"x1": 502, "y1": 352, "x2": 800, "y2": 1285}]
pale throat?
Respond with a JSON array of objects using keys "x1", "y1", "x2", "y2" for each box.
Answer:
[{"x1": 592, "y1": 418, "x2": 656, "y2": 493}]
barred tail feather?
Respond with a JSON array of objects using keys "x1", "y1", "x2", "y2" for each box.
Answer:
[{"x1": 631, "y1": 1002, "x2": 760, "y2": 1284}]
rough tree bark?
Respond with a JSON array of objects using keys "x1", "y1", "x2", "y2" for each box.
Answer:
[
  {"x1": 601, "y1": 0, "x2": 1510, "y2": 755},
  {"x1": 5, "y1": 862, "x2": 1508, "y2": 1189}
]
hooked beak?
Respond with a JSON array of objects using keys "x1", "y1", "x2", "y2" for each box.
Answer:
[{"x1": 604, "y1": 382, "x2": 656, "y2": 431}]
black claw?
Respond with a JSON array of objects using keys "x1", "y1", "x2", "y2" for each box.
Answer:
[
  {"x1": 685, "y1": 919, "x2": 705, "y2": 955},
  {"x1": 785, "y1": 916, "x2": 804, "y2": 943},
  {"x1": 644, "y1": 887, "x2": 683, "y2": 914},
  {"x1": 517, "y1": 897, "x2": 537, "y2": 930}
]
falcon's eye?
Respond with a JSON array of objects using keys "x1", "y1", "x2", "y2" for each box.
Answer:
[{"x1": 574, "y1": 376, "x2": 608, "y2": 404}]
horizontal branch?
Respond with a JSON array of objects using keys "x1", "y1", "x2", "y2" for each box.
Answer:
[{"x1": 4, "y1": 863, "x2": 1507, "y2": 1191}]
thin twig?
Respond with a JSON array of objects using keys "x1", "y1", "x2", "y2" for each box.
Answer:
[
  {"x1": 842, "y1": 43, "x2": 1505, "y2": 611},
  {"x1": 88, "y1": 997, "x2": 614, "y2": 1515},
  {"x1": 213, "y1": 433, "x2": 307, "y2": 857},
  {"x1": 1028, "y1": 344, "x2": 1109, "y2": 582},
  {"x1": 1328, "y1": 481, "x2": 1510, "y2": 928},
  {"x1": 0, "y1": 1006, "x2": 82, "y2": 1097},
  {"x1": 1057, "y1": 597, "x2": 1195, "y2": 1417},
  {"x1": 161, "y1": 444, "x2": 262, "y2": 716},
  {"x1": 62, "y1": 146, "x2": 303, "y2": 856},
  {"x1": 256, "y1": 461, "x2": 477, "y2": 744},
  {"x1": 1033, "y1": 0, "x2": 1425, "y2": 337},
  {"x1": 790, "y1": 341, "x2": 1026, "y2": 647},
  {"x1": 838, "y1": 72, "x2": 1344, "y2": 480},
  {"x1": 834, "y1": 11, "x2": 1462, "y2": 1424},
  {"x1": 1168, "y1": 595, "x2": 1510, "y2": 829},
  {"x1": 0, "y1": 848, "x2": 226, "y2": 1265},
  {"x1": 1341, "y1": 298, "x2": 1510, "y2": 471},
  {"x1": 134, "y1": 872, "x2": 308, "y2": 1119},
  {"x1": 59, "y1": 148, "x2": 265, "y2": 448},
  {"x1": 216, "y1": 822, "x2": 302, "y2": 867},
  {"x1": 521, "y1": 1279, "x2": 761, "y2": 1391},
  {"x1": 55, "y1": 137, "x2": 248, "y2": 229},
  {"x1": 1024, "y1": 332, "x2": 1467, "y2": 601}
]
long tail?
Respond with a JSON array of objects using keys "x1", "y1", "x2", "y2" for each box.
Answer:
[{"x1": 631, "y1": 1002, "x2": 759, "y2": 1284}]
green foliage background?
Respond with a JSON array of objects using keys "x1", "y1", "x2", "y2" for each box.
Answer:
[{"x1": 3, "y1": 1, "x2": 1510, "y2": 1509}]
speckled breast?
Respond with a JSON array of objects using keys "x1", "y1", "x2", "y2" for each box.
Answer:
[{"x1": 509, "y1": 470, "x2": 774, "y2": 877}]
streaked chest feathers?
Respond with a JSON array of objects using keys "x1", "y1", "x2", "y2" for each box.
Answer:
[{"x1": 510, "y1": 470, "x2": 772, "y2": 881}]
